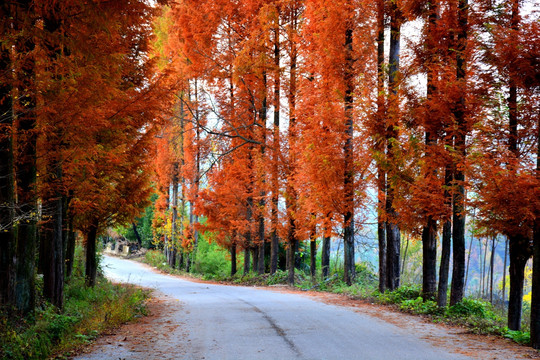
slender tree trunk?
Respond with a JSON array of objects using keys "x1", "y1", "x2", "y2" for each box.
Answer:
[
  {"x1": 342, "y1": 19, "x2": 356, "y2": 286},
  {"x1": 286, "y1": 5, "x2": 298, "y2": 286},
  {"x1": 170, "y1": 164, "x2": 179, "y2": 269},
  {"x1": 449, "y1": 0, "x2": 469, "y2": 307},
  {"x1": 508, "y1": 235, "x2": 531, "y2": 331},
  {"x1": 270, "y1": 17, "x2": 280, "y2": 275},
  {"x1": 343, "y1": 24, "x2": 355, "y2": 286},
  {"x1": 257, "y1": 72, "x2": 267, "y2": 275},
  {"x1": 422, "y1": 218, "x2": 437, "y2": 300},
  {"x1": 231, "y1": 242, "x2": 237, "y2": 276},
  {"x1": 65, "y1": 201, "x2": 76, "y2": 279},
  {"x1": 464, "y1": 230, "x2": 474, "y2": 292},
  {"x1": 85, "y1": 219, "x2": 99, "y2": 287},
  {"x1": 244, "y1": 246, "x2": 251, "y2": 275},
  {"x1": 252, "y1": 247, "x2": 259, "y2": 273},
  {"x1": 322, "y1": 232, "x2": 331, "y2": 279},
  {"x1": 503, "y1": 237, "x2": 508, "y2": 305},
  {"x1": 489, "y1": 236, "x2": 496, "y2": 304},
  {"x1": 310, "y1": 228, "x2": 316, "y2": 279},
  {"x1": 421, "y1": 0, "x2": 440, "y2": 303},
  {"x1": 385, "y1": 2, "x2": 401, "y2": 291},
  {"x1": 40, "y1": 10, "x2": 64, "y2": 308},
  {"x1": 478, "y1": 238, "x2": 486, "y2": 297},
  {"x1": 376, "y1": 0, "x2": 387, "y2": 295},
  {"x1": 244, "y1": 189, "x2": 253, "y2": 276},
  {"x1": 14, "y1": 2, "x2": 38, "y2": 312},
  {"x1": 437, "y1": 162, "x2": 453, "y2": 306},
  {"x1": 401, "y1": 235, "x2": 409, "y2": 277},
  {"x1": 482, "y1": 238, "x2": 489, "y2": 297},
  {"x1": 0, "y1": 18, "x2": 14, "y2": 305},
  {"x1": 530, "y1": 115, "x2": 540, "y2": 348},
  {"x1": 41, "y1": 184, "x2": 64, "y2": 308}
]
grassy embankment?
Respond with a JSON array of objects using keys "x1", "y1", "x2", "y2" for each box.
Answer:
[{"x1": 0, "y1": 246, "x2": 149, "y2": 360}]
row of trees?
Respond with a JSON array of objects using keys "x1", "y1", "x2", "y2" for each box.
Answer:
[
  {"x1": 0, "y1": 0, "x2": 165, "y2": 314},
  {"x1": 151, "y1": 0, "x2": 540, "y2": 348}
]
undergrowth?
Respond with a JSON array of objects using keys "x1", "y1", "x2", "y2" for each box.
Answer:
[{"x1": 0, "y1": 246, "x2": 149, "y2": 360}]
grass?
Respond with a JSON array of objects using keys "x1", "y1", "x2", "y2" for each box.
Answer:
[{"x1": 0, "y1": 246, "x2": 149, "y2": 360}]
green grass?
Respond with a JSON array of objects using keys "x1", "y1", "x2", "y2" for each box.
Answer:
[{"x1": 0, "y1": 246, "x2": 149, "y2": 360}]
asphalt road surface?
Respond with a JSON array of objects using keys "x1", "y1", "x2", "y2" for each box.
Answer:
[{"x1": 74, "y1": 256, "x2": 507, "y2": 360}]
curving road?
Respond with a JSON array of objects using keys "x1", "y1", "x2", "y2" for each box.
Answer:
[{"x1": 76, "y1": 256, "x2": 484, "y2": 360}]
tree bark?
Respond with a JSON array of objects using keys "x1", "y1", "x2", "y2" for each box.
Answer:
[
  {"x1": 285, "y1": 2, "x2": 299, "y2": 287},
  {"x1": 270, "y1": 15, "x2": 280, "y2": 275},
  {"x1": 422, "y1": 217, "x2": 437, "y2": 300},
  {"x1": 65, "y1": 200, "x2": 76, "y2": 279},
  {"x1": 322, "y1": 232, "x2": 331, "y2": 279},
  {"x1": 530, "y1": 115, "x2": 540, "y2": 348},
  {"x1": 375, "y1": 0, "x2": 387, "y2": 296},
  {"x1": 85, "y1": 219, "x2": 99, "y2": 287},
  {"x1": 14, "y1": 1, "x2": 38, "y2": 313},
  {"x1": 310, "y1": 230, "x2": 316, "y2": 279},
  {"x1": 385, "y1": 1, "x2": 401, "y2": 292},
  {"x1": 449, "y1": 0, "x2": 468, "y2": 306},
  {"x1": 0, "y1": 9, "x2": 14, "y2": 305},
  {"x1": 343, "y1": 21, "x2": 355, "y2": 286},
  {"x1": 508, "y1": 234, "x2": 531, "y2": 331},
  {"x1": 231, "y1": 242, "x2": 237, "y2": 276}
]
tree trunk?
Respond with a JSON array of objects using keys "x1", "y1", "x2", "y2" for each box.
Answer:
[
  {"x1": 449, "y1": 0, "x2": 468, "y2": 307},
  {"x1": 41, "y1": 187, "x2": 64, "y2": 308},
  {"x1": 322, "y1": 233, "x2": 331, "y2": 279},
  {"x1": 422, "y1": 218, "x2": 437, "y2": 300},
  {"x1": 437, "y1": 219, "x2": 452, "y2": 307},
  {"x1": 310, "y1": 231, "x2": 316, "y2": 279},
  {"x1": 401, "y1": 234, "x2": 409, "y2": 277},
  {"x1": 508, "y1": 234, "x2": 531, "y2": 331},
  {"x1": 132, "y1": 222, "x2": 142, "y2": 248},
  {"x1": 85, "y1": 220, "x2": 99, "y2": 287},
  {"x1": 530, "y1": 115, "x2": 540, "y2": 349},
  {"x1": 65, "y1": 205, "x2": 76, "y2": 279},
  {"x1": 231, "y1": 243, "x2": 237, "y2": 276},
  {"x1": 14, "y1": 3, "x2": 37, "y2": 312},
  {"x1": 0, "y1": 19, "x2": 14, "y2": 305},
  {"x1": 270, "y1": 17, "x2": 280, "y2": 276},
  {"x1": 464, "y1": 229, "x2": 474, "y2": 293},
  {"x1": 385, "y1": 1, "x2": 401, "y2": 292},
  {"x1": 252, "y1": 246, "x2": 259, "y2": 273},
  {"x1": 244, "y1": 246, "x2": 251, "y2": 276},
  {"x1": 342, "y1": 21, "x2": 355, "y2": 286},
  {"x1": 375, "y1": 0, "x2": 387, "y2": 296},
  {"x1": 489, "y1": 236, "x2": 496, "y2": 304},
  {"x1": 503, "y1": 237, "x2": 508, "y2": 305}
]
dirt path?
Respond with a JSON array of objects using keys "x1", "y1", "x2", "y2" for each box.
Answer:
[{"x1": 74, "y1": 256, "x2": 540, "y2": 360}]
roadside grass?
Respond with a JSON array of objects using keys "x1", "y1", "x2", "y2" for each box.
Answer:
[
  {"x1": 142, "y1": 249, "x2": 532, "y2": 346},
  {"x1": 0, "y1": 246, "x2": 149, "y2": 360}
]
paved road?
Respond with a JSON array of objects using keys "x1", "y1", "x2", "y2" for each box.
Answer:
[{"x1": 77, "y1": 256, "x2": 474, "y2": 360}]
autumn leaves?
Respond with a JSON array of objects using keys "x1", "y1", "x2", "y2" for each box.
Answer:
[{"x1": 153, "y1": 0, "x2": 539, "y2": 348}]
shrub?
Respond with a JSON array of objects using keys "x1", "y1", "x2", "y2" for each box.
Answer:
[{"x1": 400, "y1": 297, "x2": 440, "y2": 315}]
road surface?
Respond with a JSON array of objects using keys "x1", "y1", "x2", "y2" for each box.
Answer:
[{"x1": 75, "y1": 256, "x2": 529, "y2": 360}]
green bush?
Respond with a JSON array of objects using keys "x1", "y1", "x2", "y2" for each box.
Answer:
[
  {"x1": 400, "y1": 297, "x2": 440, "y2": 315},
  {"x1": 377, "y1": 284, "x2": 422, "y2": 304},
  {"x1": 503, "y1": 329, "x2": 530, "y2": 345},
  {"x1": 446, "y1": 298, "x2": 495, "y2": 319},
  {"x1": 192, "y1": 238, "x2": 229, "y2": 278}
]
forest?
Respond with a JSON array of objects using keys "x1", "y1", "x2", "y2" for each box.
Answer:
[{"x1": 1, "y1": 0, "x2": 539, "y2": 353}]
